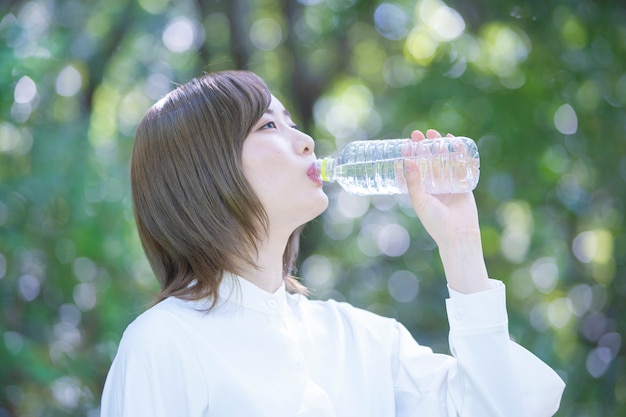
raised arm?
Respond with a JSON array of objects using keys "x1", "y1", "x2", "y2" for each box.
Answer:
[
  {"x1": 405, "y1": 129, "x2": 493, "y2": 294},
  {"x1": 400, "y1": 129, "x2": 565, "y2": 416}
]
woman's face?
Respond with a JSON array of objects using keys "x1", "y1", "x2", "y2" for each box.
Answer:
[{"x1": 241, "y1": 95, "x2": 329, "y2": 236}]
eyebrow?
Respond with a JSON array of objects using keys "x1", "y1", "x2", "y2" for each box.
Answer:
[{"x1": 265, "y1": 108, "x2": 292, "y2": 118}]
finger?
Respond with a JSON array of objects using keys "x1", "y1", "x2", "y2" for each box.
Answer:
[
  {"x1": 405, "y1": 159, "x2": 427, "y2": 207},
  {"x1": 410, "y1": 130, "x2": 426, "y2": 141},
  {"x1": 405, "y1": 158, "x2": 420, "y2": 183},
  {"x1": 426, "y1": 129, "x2": 442, "y2": 139}
]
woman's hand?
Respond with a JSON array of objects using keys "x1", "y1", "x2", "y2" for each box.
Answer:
[{"x1": 405, "y1": 129, "x2": 493, "y2": 294}]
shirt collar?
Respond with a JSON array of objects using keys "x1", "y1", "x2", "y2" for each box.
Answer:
[{"x1": 219, "y1": 272, "x2": 288, "y2": 316}]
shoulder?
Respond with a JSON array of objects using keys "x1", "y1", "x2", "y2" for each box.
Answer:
[
  {"x1": 116, "y1": 298, "x2": 203, "y2": 355},
  {"x1": 103, "y1": 299, "x2": 211, "y2": 414}
]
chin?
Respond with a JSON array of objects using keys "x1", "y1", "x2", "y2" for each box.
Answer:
[
  {"x1": 305, "y1": 192, "x2": 329, "y2": 221},
  {"x1": 316, "y1": 190, "x2": 330, "y2": 210}
]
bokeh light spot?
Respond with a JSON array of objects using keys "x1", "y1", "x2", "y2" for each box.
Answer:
[
  {"x1": 302, "y1": 254, "x2": 335, "y2": 288},
  {"x1": 531, "y1": 257, "x2": 559, "y2": 293},
  {"x1": 387, "y1": 270, "x2": 419, "y2": 303},
  {"x1": 358, "y1": 224, "x2": 383, "y2": 257},
  {"x1": 72, "y1": 257, "x2": 97, "y2": 281},
  {"x1": 73, "y1": 283, "x2": 97, "y2": 311},
  {"x1": 163, "y1": 16, "x2": 202, "y2": 53},
  {"x1": 586, "y1": 347, "x2": 612, "y2": 378},
  {"x1": 554, "y1": 104, "x2": 578, "y2": 135},
  {"x1": 547, "y1": 297, "x2": 571, "y2": 329},
  {"x1": 383, "y1": 55, "x2": 417, "y2": 88},
  {"x1": 4, "y1": 331, "x2": 24, "y2": 355},
  {"x1": 51, "y1": 376, "x2": 82, "y2": 409},
  {"x1": 406, "y1": 28, "x2": 438, "y2": 64},
  {"x1": 421, "y1": 1, "x2": 465, "y2": 41},
  {"x1": 573, "y1": 229, "x2": 613, "y2": 264},
  {"x1": 18, "y1": 274, "x2": 40, "y2": 302},
  {"x1": 567, "y1": 284, "x2": 592, "y2": 317},
  {"x1": 497, "y1": 201, "x2": 533, "y2": 263},
  {"x1": 250, "y1": 18, "x2": 283, "y2": 51},
  {"x1": 377, "y1": 223, "x2": 410, "y2": 257},
  {"x1": 55, "y1": 65, "x2": 82, "y2": 97},
  {"x1": 337, "y1": 191, "x2": 370, "y2": 219},
  {"x1": 555, "y1": 8, "x2": 587, "y2": 50},
  {"x1": 138, "y1": 0, "x2": 168, "y2": 14},
  {"x1": 14, "y1": 76, "x2": 37, "y2": 104},
  {"x1": 374, "y1": 3, "x2": 409, "y2": 41}
]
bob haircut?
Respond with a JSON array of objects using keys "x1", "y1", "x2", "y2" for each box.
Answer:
[{"x1": 131, "y1": 70, "x2": 307, "y2": 309}]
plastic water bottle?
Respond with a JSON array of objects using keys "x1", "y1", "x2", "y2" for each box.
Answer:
[{"x1": 315, "y1": 137, "x2": 480, "y2": 196}]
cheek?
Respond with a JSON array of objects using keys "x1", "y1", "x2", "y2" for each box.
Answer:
[
  {"x1": 242, "y1": 161, "x2": 281, "y2": 201},
  {"x1": 243, "y1": 149, "x2": 284, "y2": 182},
  {"x1": 243, "y1": 156, "x2": 278, "y2": 184}
]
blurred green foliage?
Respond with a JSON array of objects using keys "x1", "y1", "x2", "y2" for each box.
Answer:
[{"x1": 1, "y1": 0, "x2": 625, "y2": 415}]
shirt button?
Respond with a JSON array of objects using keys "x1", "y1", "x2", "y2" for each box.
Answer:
[{"x1": 267, "y1": 299, "x2": 277, "y2": 309}]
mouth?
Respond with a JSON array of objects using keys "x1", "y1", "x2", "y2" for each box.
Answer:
[{"x1": 307, "y1": 162, "x2": 323, "y2": 186}]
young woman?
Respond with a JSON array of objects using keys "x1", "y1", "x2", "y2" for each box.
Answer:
[{"x1": 101, "y1": 70, "x2": 564, "y2": 416}]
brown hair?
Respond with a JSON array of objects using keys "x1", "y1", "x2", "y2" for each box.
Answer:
[{"x1": 131, "y1": 70, "x2": 307, "y2": 309}]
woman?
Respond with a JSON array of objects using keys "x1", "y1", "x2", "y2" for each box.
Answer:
[{"x1": 101, "y1": 70, "x2": 564, "y2": 416}]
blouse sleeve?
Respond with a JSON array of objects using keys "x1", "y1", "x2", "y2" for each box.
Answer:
[
  {"x1": 100, "y1": 309, "x2": 209, "y2": 417},
  {"x1": 393, "y1": 280, "x2": 565, "y2": 417}
]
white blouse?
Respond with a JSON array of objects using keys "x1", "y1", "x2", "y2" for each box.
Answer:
[{"x1": 101, "y1": 273, "x2": 564, "y2": 417}]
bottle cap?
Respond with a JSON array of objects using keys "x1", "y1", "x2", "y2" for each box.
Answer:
[{"x1": 316, "y1": 158, "x2": 330, "y2": 182}]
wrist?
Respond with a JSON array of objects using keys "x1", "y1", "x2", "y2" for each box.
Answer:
[{"x1": 438, "y1": 232, "x2": 492, "y2": 294}]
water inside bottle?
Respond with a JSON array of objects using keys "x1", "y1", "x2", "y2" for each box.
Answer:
[
  {"x1": 333, "y1": 151, "x2": 478, "y2": 195},
  {"x1": 334, "y1": 159, "x2": 404, "y2": 195},
  {"x1": 416, "y1": 151, "x2": 479, "y2": 194}
]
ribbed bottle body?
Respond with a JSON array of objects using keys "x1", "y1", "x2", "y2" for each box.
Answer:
[{"x1": 320, "y1": 137, "x2": 480, "y2": 196}]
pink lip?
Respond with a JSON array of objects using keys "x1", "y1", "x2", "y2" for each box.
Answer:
[{"x1": 307, "y1": 163, "x2": 323, "y2": 186}]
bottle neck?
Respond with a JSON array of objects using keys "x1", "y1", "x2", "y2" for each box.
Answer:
[{"x1": 315, "y1": 157, "x2": 335, "y2": 183}]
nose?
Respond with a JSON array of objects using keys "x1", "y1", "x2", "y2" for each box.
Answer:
[{"x1": 296, "y1": 130, "x2": 315, "y2": 155}]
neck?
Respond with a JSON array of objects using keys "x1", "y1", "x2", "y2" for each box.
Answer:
[{"x1": 236, "y1": 233, "x2": 289, "y2": 293}]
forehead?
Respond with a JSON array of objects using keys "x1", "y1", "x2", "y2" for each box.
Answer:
[{"x1": 266, "y1": 95, "x2": 291, "y2": 116}]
